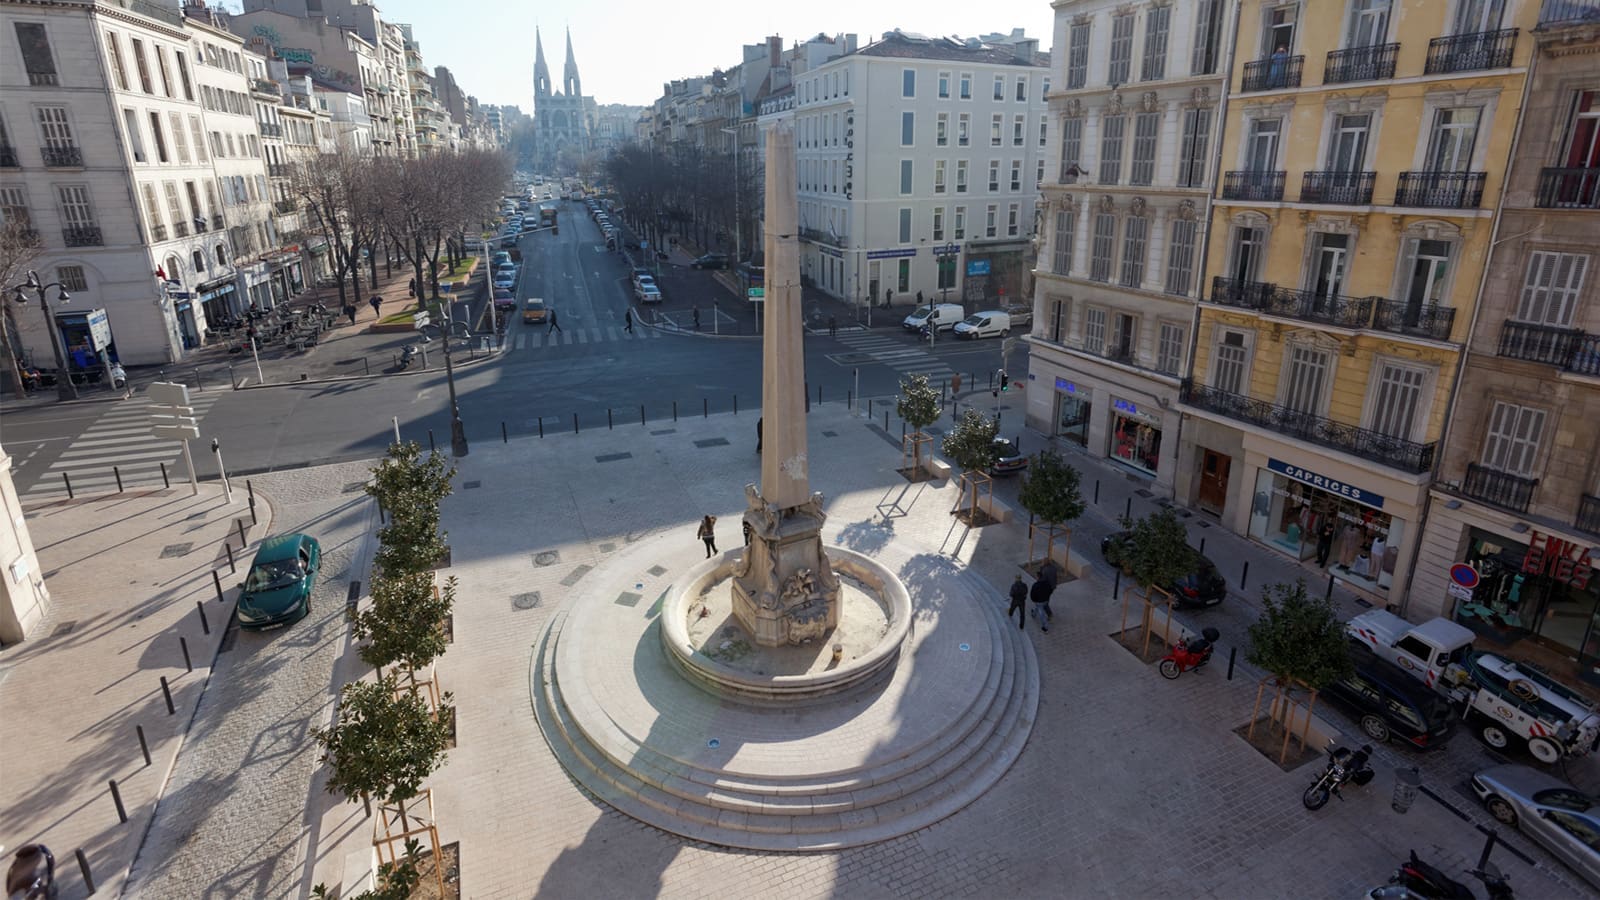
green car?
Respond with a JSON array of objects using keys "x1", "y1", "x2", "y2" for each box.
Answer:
[{"x1": 238, "y1": 533, "x2": 321, "y2": 630}]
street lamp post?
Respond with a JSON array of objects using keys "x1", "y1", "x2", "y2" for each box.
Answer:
[
  {"x1": 437, "y1": 295, "x2": 468, "y2": 458},
  {"x1": 10, "y1": 270, "x2": 78, "y2": 401}
]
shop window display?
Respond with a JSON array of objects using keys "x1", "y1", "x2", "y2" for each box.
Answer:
[
  {"x1": 1056, "y1": 386, "x2": 1091, "y2": 447},
  {"x1": 1110, "y1": 407, "x2": 1161, "y2": 473},
  {"x1": 1459, "y1": 530, "x2": 1600, "y2": 670},
  {"x1": 1248, "y1": 469, "x2": 1403, "y2": 591}
]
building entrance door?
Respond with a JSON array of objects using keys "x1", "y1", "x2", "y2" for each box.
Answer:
[{"x1": 1198, "y1": 449, "x2": 1231, "y2": 514}]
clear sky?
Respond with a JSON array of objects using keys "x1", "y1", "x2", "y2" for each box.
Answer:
[{"x1": 364, "y1": 0, "x2": 1057, "y2": 109}]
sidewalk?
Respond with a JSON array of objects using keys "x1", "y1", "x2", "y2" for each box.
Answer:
[{"x1": 0, "y1": 483, "x2": 274, "y2": 900}]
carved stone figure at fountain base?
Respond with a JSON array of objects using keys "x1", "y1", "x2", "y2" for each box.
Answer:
[{"x1": 732, "y1": 484, "x2": 840, "y2": 646}]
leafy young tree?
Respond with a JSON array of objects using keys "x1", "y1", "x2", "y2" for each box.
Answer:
[
  {"x1": 896, "y1": 373, "x2": 941, "y2": 474},
  {"x1": 354, "y1": 572, "x2": 455, "y2": 683},
  {"x1": 312, "y1": 839, "x2": 423, "y2": 900},
  {"x1": 1247, "y1": 579, "x2": 1354, "y2": 690},
  {"x1": 314, "y1": 675, "x2": 452, "y2": 808},
  {"x1": 1118, "y1": 508, "x2": 1194, "y2": 596},
  {"x1": 1018, "y1": 451, "x2": 1085, "y2": 559},
  {"x1": 366, "y1": 441, "x2": 456, "y2": 578},
  {"x1": 942, "y1": 409, "x2": 1000, "y2": 516}
]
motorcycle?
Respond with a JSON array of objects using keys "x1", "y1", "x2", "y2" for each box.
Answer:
[
  {"x1": 110, "y1": 363, "x2": 127, "y2": 390},
  {"x1": 6, "y1": 844, "x2": 57, "y2": 899},
  {"x1": 1368, "y1": 849, "x2": 1513, "y2": 900},
  {"x1": 396, "y1": 344, "x2": 418, "y2": 371},
  {"x1": 1302, "y1": 743, "x2": 1375, "y2": 810},
  {"x1": 1158, "y1": 627, "x2": 1220, "y2": 680}
]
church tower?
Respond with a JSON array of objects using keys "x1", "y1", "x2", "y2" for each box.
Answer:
[
  {"x1": 534, "y1": 28, "x2": 551, "y2": 98},
  {"x1": 563, "y1": 28, "x2": 581, "y2": 98}
]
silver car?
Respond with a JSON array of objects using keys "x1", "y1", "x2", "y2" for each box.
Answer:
[{"x1": 1470, "y1": 763, "x2": 1600, "y2": 888}]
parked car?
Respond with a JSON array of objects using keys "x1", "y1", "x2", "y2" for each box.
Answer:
[
  {"x1": 493, "y1": 272, "x2": 516, "y2": 291},
  {"x1": 492, "y1": 251, "x2": 511, "y2": 266},
  {"x1": 1002, "y1": 303, "x2": 1033, "y2": 328},
  {"x1": 1471, "y1": 764, "x2": 1600, "y2": 889},
  {"x1": 636, "y1": 283, "x2": 663, "y2": 304},
  {"x1": 1323, "y1": 653, "x2": 1457, "y2": 750},
  {"x1": 493, "y1": 287, "x2": 513, "y2": 306},
  {"x1": 691, "y1": 253, "x2": 730, "y2": 269},
  {"x1": 953, "y1": 310, "x2": 1012, "y2": 339},
  {"x1": 989, "y1": 437, "x2": 1029, "y2": 475},
  {"x1": 902, "y1": 303, "x2": 964, "y2": 333},
  {"x1": 238, "y1": 533, "x2": 321, "y2": 630},
  {"x1": 500, "y1": 234, "x2": 518, "y2": 249},
  {"x1": 1099, "y1": 532, "x2": 1227, "y2": 608},
  {"x1": 633, "y1": 273, "x2": 657, "y2": 293}
]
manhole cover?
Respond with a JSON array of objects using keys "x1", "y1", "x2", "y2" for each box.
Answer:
[
  {"x1": 52, "y1": 620, "x2": 77, "y2": 637},
  {"x1": 512, "y1": 591, "x2": 541, "y2": 610},
  {"x1": 693, "y1": 438, "x2": 729, "y2": 448},
  {"x1": 647, "y1": 565, "x2": 667, "y2": 576},
  {"x1": 599, "y1": 542, "x2": 616, "y2": 553},
  {"x1": 595, "y1": 452, "x2": 632, "y2": 463},
  {"x1": 160, "y1": 542, "x2": 194, "y2": 558},
  {"x1": 822, "y1": 430, "x2": 838, "y2": 437},
  {"x1": 615, "y1": 591, "x2": 642, "y2": 607},
  {"x1": 534, "y1": 551, "x2": 560, "y2": 566},
  {"x1": 463, "y1": 480, "x2": 481, "y2": 490},
  {"x1": 342, "y1": 481, "x2": 367, "y2": 494}
]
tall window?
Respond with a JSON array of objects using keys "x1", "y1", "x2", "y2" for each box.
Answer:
[
  {"x1": 56, "y1": 265, "x2": 87, "y2": 292},
  {"x1": 937, "y1": 113, "x2": 948, "y2": 146},
  {"x1": 1349, "y1": 0, "x2": 1392, "y2": 47},
  {"x1": 933, "y1": 207, "x2": 945, "y2": 241},
  {"x1": 1099, "y1": 115, "x2": 1126, "y2": 184},
  {"x1": 1427, "y1": 108, "x2": 1480, "y2": 171},
  {"x1": 1012, "y1": 115, "x2": 1025, "y2": 146},
  {"x1": 0, "y1": 186, "x2": 31, "y2": 227},
  {"x1": 1310, "y1": 233, "x2": 1350, "y2": 299},
  {"x1": 959, "y1": 73, "x2": 971, "y2": 99},
  {"x1": 131, "y1": 37, "x2": 153, "y2": 93},
  {"x1": 934, "y1": 159, "x2": 947, "y2": 194},
  {"x1": 1559, "y1": 90, "x2": 1599, "y2": 169},
  {"x1": 1109, "y1": 15, "x2": 1135, "y2": 85},
  {"x1": 1090, "y1": 213, "x2": 1117, "y2": 282},
  {"x1": 1120, "y1": 216, "x2": 1148, "y2": 287},
  {"x1": 1009, "y1": 160, "x2": 1022, "y2": 191},
  {"x1": 898, "y1": 207, "x2": 912, "y2": 243},
  {"x1": 901, "y1": 111, "x2": 915, "y2": 146},
  {"x1": 1067, "y1": 25, "x2": 1091, "y2": 89},
  {"x1": 1060, "y1": 117, "x2": 1083, "y2": 180},
  {"x1": 164, "y1": 181, "x2": 186, "y2": 236},
  {"x1": 1157, "y1": 323, "x2": 1185, "y2": 374},
  {"x1": 1246, "y1": 118, "x2": 1282, "y2": 172},
  {"x1": 121, "y1": 109, "x2": 146, "y2": 161},
  {"x1": 1165, "y1": 219, "x2": 1197, "y2": 295},
  {"x1": 1369, "y1": 361, "x2": 1427, "y2": 440},
  {"x1": 14, "y1": 23, "x2": 58, "y2": 86},
  {"x1": 148, "y1": 111, "x2": 168, "y2": 162},
  {"x1": 1212, "y1": 330, "x2": 1248, "y2": 393},
  {"x1": 1053, "y1": 209, "x2": 1075, "y2": 275},
  {"x1": 105, "y1": 31, "x2": 129, "y2": 91},
  {"x1": 902, "y1": 68, "x2": 916, "y2": 98},
  {"x1": 141, "y1": 183, "x2": 163, "y2": 237},
  {"x1": 56, "y1": 185, "x2": 95, "y2": 229},
  {"x1": 958, "y1": 113, "x2": 970, "y2": 146},
  {"x1": 1131, "y1": 112, "x2": 1159, "y2": 185},
  {"x1": 1402, "y1": 239, "x2": 1452, "y2": 314},
  {"x1": 985, "y1": 204, "x2": 997, "y2": 238},
  {"x1": 175, "y1": 50, "x2": 193, "y2": 100},
  {"x1": 988, "y1": 159, "x2": 1000, "y2": 192},
  {"x1": 1016, "y1": 77, "x2": 1027, "y2": 102},
  {"x1": 1327, "y1": 114, "x2": 1371, "y2": 171},
  {"x1": 1454, "y1": 0, "x2": 1506, "y2": 35},
  {"x1": 1039, "y1": 116, "x2": 1048, "y2": 147},
  {"x1": 1192, "y1": 0, "x2": 1225, "y2": 76},
  {"x1": 1230, "y1": 226, "x2": 1266, "y2": 283},
  {"x1": 1142, "y1": 6, "x2": 1171, "y2": 81},
  {"x1": 993, "y1": 76, "x2": 1005, "y2": 101},
  {"x1": 1515, "y1": 251, "x2": 1587, "y2": 326},
  {"x1": 1176, "y1": 108, "x2": 1211, "y2": 187},
  {"x1": 956, "y1": 160, "x2": 968, "y2": 192},
  {"x1": 1007, "y1": 203, "x2": 1019, "y2": 237},
  {"x1": 169, "y1": 112, "x2": 189, "y2": 164},
  {"x1": 1482, "y1": 401, "x2": 1544, "y2": 476},
  {"x1": 1084, "y1": 307, "x2": 1107, "y2": 354},
  {"x1": 938, "y1": 71, "x2": 950, "y2": 98},
  {"x1": 1036, "y1": 158, "x2": 1046, "y2": 189},
  {"x1": 954, "y1": 206, "x2": 966, "y2": 239},
  {"x1": 1283, "y1": 345, "x2": 1331, "y2": 415},
  {"x1": 900, "y1": 160, "x2": 913, "y2": 195},
  {"x1": 189, "y1": 115, "x2": 207, "y2": 162},
  {"x1": 155, "y1": 46, "x2": 173, "y2": 97},
  {"x1": 990, "y1": 114, "x2": 1003, "y2": 146}
]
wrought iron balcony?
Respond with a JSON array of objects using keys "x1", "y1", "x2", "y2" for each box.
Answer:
[
  {"x1": 274, "y1": 199, "x2": 297, "y2": 214},
  {"x1": 1424, "y1": 29, "x2": 1517, "y2": 74},
  {"x1": 62, "y1": 225, "x2": 102, "y2": 247},
  {"x1": 251, "y1": 78, "x2": 280, "y2": 97},
  {"x1": 798, "y1": 226, "x2": 845, "y2": 246},
  {"x1": 1323, "y1": 43, "x2": 1399, "y2": 83},
  {"x1": 1536, "y1": 167, "x2": 1600, "y2": 209},
  {"x1": 1578, "y1": 494, "x2": 1600, "y2": 538},
  {"x1": 259, "y1": 122, "x2": 284, "y2": 138},
  {"x1": 27, "y1": 72, "x2": 58, "y2": 87},
  {"x1": 1393, "y1": 171, "x2": 1487, "y2": 208},
  {"x1": 14, "y1": 228, "x2": 39, "y2": 246},
  {"x1": 1497, "y1": 321, "x2": 1600, "y2": 374},
  {"x1": 267, "y1": 163, "x2": 288, "y2": 177},
  {"x1": 1300, "y1": 170, "x2": 1376, "y2": 205},
  {"x1": 1541, "y1": 0, "x2": 1600, "y2": 27},
  {"x1": 1370, "y1": 299, "x2": 1456, "y2": 340},
  {"x1": 1180, "y1": 380, "x2": 1436, "y2": 474},
  {"x1": 0, "y1": 144, "x2": 16, "y2": 167},
  {"x1": 1240, "y1": 54, "x2": 1304, "y2": 92},
  {"x1": 41, "y1": 145, "x2": 83, "y2": 168},
  {"x1": 1460, "y1": 463, "x2": 1538, "y2": 514},
  {"x1": 211, "y1": 214, "x2": 224, "y2": 229},
  {"x1": 1222, "y1": 170, "x2": 1286, "y2": 201},
  {"x1": 1209, "y1": 276, "x2": 1374, "y2": 330}
]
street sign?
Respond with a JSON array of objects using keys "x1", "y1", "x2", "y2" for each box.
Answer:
[
  {"x1": 147, "y1": 382, "x2": 191, "y2": 406},
  {"x1": 747, "y1": 288, "x2": 764, "y2": 299},
  {"x1": 167, "y1": 291, "x2": 192, "y2": 299},
  {"x1": 87, "y1": 308, "x2": 112, "y2": 352},
  {"x1": 1447, "y1": 582, "x2": 1476, "y2": 603},
  {"x1": 1449, "y1": 563, "x2": 1480, "y2": 589}
]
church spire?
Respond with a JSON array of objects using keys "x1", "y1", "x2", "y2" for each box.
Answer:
[
  {"x1": 534, "y1": 28, "x2": 550, "y2": 98},
  {"x1": 563, "y1": 27, "x2": 581, "y2": 98}
]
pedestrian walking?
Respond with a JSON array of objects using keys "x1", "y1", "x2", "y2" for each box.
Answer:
[
  {"x1": 828, "y1": 314, "x2": 837, "y2": 337},
  {"x1": 1316, "y1": 518, "x2": 1336, "y2": 568},
  {"x1": 697, "y1": 515, "x2": 718, "y2": 557},
  {"x1": 1038, "y1": 559, "x2": 1061, "y2": 589},
  {"x1": 369, "y1": 295, "x2": 383, "y2": 317},
  {"x1": 756, "y1": 417, "x2": 763, "y2": 454},
  {"x1": 916, "y1": 290, "x2": 924, "y2": 306},
  {"x1": 624, "y1": 308, "x2": 634, "y2": 333},
  {"x1": 1008, "y1": 575, "x2": 1028, "y2": 631},
  {"x1": 951, "y1": 373, "x2": 962, "y2": 396},
  {"x1": 693, "y1": 306, "x2": 701, "y2": 330},
  {"x1": 1029, "y1": 576, "x2": 1055, "y2": 632},
  {"x1": 344, "y1": 303, "x2": 357, "y2": 325},
  {"x1": 883, "y1": 287, "x2": 893, "y2": 309},
  {"x1": 408, "y1": 277, "x2": 417, "y2": 298},
  {"x1": 547, "y1": 308, "x2": 563, "y2": 334}
]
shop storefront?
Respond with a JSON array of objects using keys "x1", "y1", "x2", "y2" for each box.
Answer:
[
  {"x1": 1248, "y1": 458, "x2": 1404, "y2": 593},
  {"x1": 1109, "y1": 397, "x2": 1162, "y2": 475},
  {"x1": 174, "y1": 299, "x2": 199, "y2": 349},
  {"x1": 1053, "y1": 377, "x2": 1091, "y2": 447},
  {"x1": 198, "y1": 278, "x2": 236, "y2": 329},
  {"x1": 1456, "y1": 529, "x2": 1600, "y2": 674}
]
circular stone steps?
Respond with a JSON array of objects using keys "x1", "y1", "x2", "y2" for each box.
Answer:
[{"x1": 529, "y1": 535, "x2": 1039, "y2": 850}]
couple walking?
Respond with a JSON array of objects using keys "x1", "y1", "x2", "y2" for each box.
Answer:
[{"x1": 1007, "y1": 559, "x2": 1060, "y2": 633}]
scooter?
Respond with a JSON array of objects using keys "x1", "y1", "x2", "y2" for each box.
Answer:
[
  {"x1": 1158, "y1": 627, "x2": 1220, "y2": 679},
  {"x1": 6, "y1": 844, "x2": 57, "y2": 899},
  {"x1": 396, "y1": 344, "x2": 418, "y2": 371},
  {"x1": 1369, "y1": 849, "x2": 1513, "y2": 900},
  {"x1": 1302, "y1": 743, "x2": 1375, "y2": 810}
]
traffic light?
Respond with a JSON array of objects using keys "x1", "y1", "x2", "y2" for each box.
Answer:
[{"x1": 999, "y1": 370, "x2": 1010, "y2": 392}]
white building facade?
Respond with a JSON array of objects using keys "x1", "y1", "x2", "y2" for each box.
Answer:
[{"x1": 1023, "y1": 0, "x2": 1234, "y2": 492}]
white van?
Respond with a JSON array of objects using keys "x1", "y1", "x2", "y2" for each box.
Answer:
[
  {"x1": 953, "y1": 310, "x2": 1012, "y2": 339},
  {"x1": 902, "y1": 303, "x2": 964, "y2": 333}
]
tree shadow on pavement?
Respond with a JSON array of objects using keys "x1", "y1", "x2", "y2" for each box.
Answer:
[
  {"x1": 899, "y1": 552, "x2": 966, "y2": 624},
  {"x1": 834, "y1": 517, "x2": 893, "y2": 556}
]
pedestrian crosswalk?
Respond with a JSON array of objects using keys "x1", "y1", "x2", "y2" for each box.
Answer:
[
  {"x1": 832, "y1": 331, "x2": 955, "y2": 383},
  {"x1": 24, "y1": 393, "x2": 222, "y2": 498},
  {"x1": 504, "y1": 325, "x2": 664, "y2": 350}
]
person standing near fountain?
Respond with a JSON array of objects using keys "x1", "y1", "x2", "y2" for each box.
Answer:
[{"x1": 697, "y1": 515, "x2": 718, "y2": 557}]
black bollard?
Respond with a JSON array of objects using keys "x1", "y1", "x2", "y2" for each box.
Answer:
[
  {"x1": 364, "y1": 357, "x2": 371, "y2": 375},
  {"x1": 1125, "y1": 496, "x2": 1132, "y2": 521},
  {"x1": 1094, "y1": 480, "x2": 1100, "y2": 504},
  {"x1": 1227, "y1": 647, "x2": 1237, "y2": 681},
  {"x1": 734, "y1": 395, "x2": 739, "y2": 415},
  {"x1": 502, "y1": 422, "x2": 508, "y2": 443},
  {"x1": 538, "y1": 417, "x2": 544, "y2": 438},
  {"x1": 607, "y1": 408, "x2": 613, "y2": 430},
  {"x1": 640, "y1": 405, "x2": 646, "y2": 426},
  {"x1": 804, "y1": 389, "x2": 809, "y2": 413},
  {"x1": 1199, "y1": 537, "x2": 1206, "y2": 554},
  {"x1": 247, "y1": 497, "x2": 256, "y2": 525},
  {"x1": 1241, "y1": 560, "x2": 1250, "y2": 591},
  {"x1": 1326, "y1": 573, "x2": 1336, "y2": 601},
  {"x1": 869, "y1": 398, "x2": 873, "y2": 417},
  {"x1": 109, "y1": 780, "x2": 128, "y2": 824},
  {"x1": 703, "y1": 398, "x2": 708, "y2": 419},
  {"x1": 673, "y1": 401, "x2": 678, "y2": 422},
  {"x1": 179, "y1": 636, "x2": 192, "y2": 672},
  {"x1": 848, "y1": 389, "x2": 853, "y2": 409},
  {"x1": 1113, "y1": 569, "x2": 1121, "y2": 600},
  {"x1": 114, "y1": 466, "x2": 124, "y2": 492},
  {"x1": 428, "y1": 429, "x2": 435, "y2": 452},
  {"x1": 136, "y1": 724, "x2": 151, "y2": 766},
  {"x1": 160, "y1": 676, "x2": 175, "y2": 714},
  {"x1": 224, "y1": 542, "x2": 236, "y2": 574},
  {"x1": 161, "y1": 462, "x2": 170, "y2": 489},
  {"x1": 76, "y1": 848, "x2": 96, "y2": 894},
  {"x1": 236, "y1": 519, "x2": 247, "y2": 549},
  {"x1": 1476, "y1": 829, "x2": 1500, "y2": 872},
  {"x1": 246, "y1": 479, "x2": 254, "y2": 505},
  {"x1": 883, "y1": 411, "x2": 889, "y2": 430},
  {"x1": 196, "y1": 601, "x2": 210, "y2": 635},
  {"x1": 211, "y1": 570, "x2": 223, "y2": 603},
  {"x1": 573, "y1": 413, "x2": 579, "y2": 434},
  {"x1": 63, "y1": 472, "x2": 74, "y2": 499},
  {"x1": 818, "y1": 384, "x2": 823, "y2": 405}
]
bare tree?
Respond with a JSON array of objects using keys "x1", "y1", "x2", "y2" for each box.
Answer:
[
  {"x1": 289, "y1": 145, "x2": 379, "y2": 311},
  {"x1": 0, "y1": 218, "x2": 42, "y2": 393}
]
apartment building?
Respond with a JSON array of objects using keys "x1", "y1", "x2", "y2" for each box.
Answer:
[
  {"x1": 1025, "y1": 0, "x2": 1234, "y2": 491},
  {"x1": 1179, "y1": 0, "x2": 1540, "y2": 603},
  {"x1": 796, "y1": 30, "x2": 1050, "y2": 309},
  {"x1": 1411, "y1": 0, "x2": 1600, "y2": 682}
]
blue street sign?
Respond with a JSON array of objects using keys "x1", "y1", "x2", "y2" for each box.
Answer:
[{"x1": 966, "y1": 259, "x2": 991, "y2": 276}]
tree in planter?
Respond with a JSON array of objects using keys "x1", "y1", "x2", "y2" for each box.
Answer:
[
  {"x1": 1116, "y1": 507, "x2": 1194, "y2": 599},
  {"x1": 896, "y1": 374, "x2": 941, "y2": 476},
  {"x1": 1247, "y1": 579, "x2": 1353, "y2": 745},
  {"x1": 366, "y1": 442, "x2": 456, "y2": 578},
  {"x1": 353, "y1": 572, "x2": 455, "y2": 706},
  {"x1": 940, "y1": 408, "x2": 1000, "y2": 520},
  {"x1": 1017, "y1": 451, "x2": 1085, "y2": 566},
  {"x1": 312, "y1": 839, "x2": 422, "y2": 900}
]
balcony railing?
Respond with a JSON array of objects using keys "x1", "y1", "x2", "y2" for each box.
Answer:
[
  {"x1": 1211, "y1": 277, "x2": 1375, "y2": 329},
  {"x1": 1424, "y1": 29, "x2": 1518, "y2": 74},
  {"x1": 259, "y1": 122, "x2": 284, "y2": 138},
  {"x1": 1541, "y1": 0, "x2": 1600, "y2": 27},
  {"x1": 251, "y1": 78, "x2": 280, "y2": 96},
  {"x1": 267, "y1": 163, "x2": 288, "y2": 177},
  {"x1": 211, "y1": 214, "x2": 224, "y2": 229},
  {"x1": 1496, "y1": 320, "x2": 1600, "y2": 374},
  {"x1": 41, "y1": 145, "x2": 83, "y2": 168},
  {"x1": 1370, "y1": 299, "x2": 1456, "y2": 340},
  {"x1": 274, "y1": 199, "x2": 297, "y2": 214},
  {"x1": 1578, "y1": 494, "x2": 1600, "y2": 538},
  {"x1": 1300, "y1": 170, "x2": 1376, "y2": 205},
  {"x1": 62, "y1": 225, "x2": 102, "y2": 247},
  {"x1": 798, "y1": 226, "x2": 845, "y2": 246},
  {"x1": 1181, "y1": 380, "x2": 1436, "y2": 474},
  {"x1": 1240, "y1": 54, "x2": 1304, "y2": 92},
  {"x1": 0, "y1": 144, "x2": 16, "y2": 167},
  {"x1": 1461, "y1": 463, "x2": 1538, "y2": 514},
  {"x1": 1324, "y1": 43, "x2": 1400, "y2": 83},
  {"x1": 1221, "y1": 170, "x2": 1286, "y2": 201},
  {"x1": 1536, "y1": 167, "x2": 1600, "y2": 209},
  {"x1": 1393, "y1": 171, "x2": 1487, "y2": 208},
  {"x1": 27, "y1": 72, "x2": 58, "y2": 87}
]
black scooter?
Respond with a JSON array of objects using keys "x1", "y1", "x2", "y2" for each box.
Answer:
[
  {"x1": 1368, "y1": 849, "x2": 1513, "y2": 900},
  {"x1": 1302, "y1": 743, "x2": 1375, "y2": 810},
  {"x1": 396, "y1": 344, "x2": 418, "y2": 371}
]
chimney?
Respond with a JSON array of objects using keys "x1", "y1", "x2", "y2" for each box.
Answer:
[{"x1": 768, "y1": 35, "x2": 782, "y2": 69}]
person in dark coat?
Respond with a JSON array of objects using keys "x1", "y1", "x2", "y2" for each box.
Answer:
[
  {"x1": 1008, "y1": 575, "x2": 1028, "y2": 631},
  {"x1": 547, "y1": 307, "x2": 562, "y2": 334},
  {"x1": 1316, "y1": 518, "x2": 1337, "y2": 567},
  {"x1": 1029, "y1": 576, "x2": 1055, "y2": 633},
  {"x1": 756, "y1": 417, "x2": 763, "y2": 454},
  {"x1": 697, "y1": 515, "x2": 718, "y2": 557},
  {"x1": 624, "y1": 308, "x2": 634, "y2": 333}
]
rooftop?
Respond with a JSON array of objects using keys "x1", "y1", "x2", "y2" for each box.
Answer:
[{"x1": 854, "y1": 29, "x2": 1048, "y2": 67}]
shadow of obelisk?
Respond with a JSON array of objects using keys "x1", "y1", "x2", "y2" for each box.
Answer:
[{"x1": 730, "y1": 123, "x2": 841, "y2": 647}]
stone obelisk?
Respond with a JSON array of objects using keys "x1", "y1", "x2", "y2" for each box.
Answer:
[{"x1": 731, "y1": 123, "x2": 840, "y2": 647}]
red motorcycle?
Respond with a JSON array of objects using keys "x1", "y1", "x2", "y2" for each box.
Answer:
[{"x1": 1159, "y1": 627, "x2": 1220, "y2": 679}]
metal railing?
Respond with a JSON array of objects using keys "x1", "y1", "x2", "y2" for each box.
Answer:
[
  {"x1": 1578, "y1": 494, "x2": 1600, "y2": 538},
  {"x1": 1240, "y1": 54, "x2": 1304, "y2": 92},
  {"x1": 1370, "y1": 299, "x2": 1456, "y2": 340},
  {"x1": 27, "y1": 72, "x2": 58, "y2": 87},
  {"x1": 259, "y1": 122, "x2": 283, "y2": 137},
  {"x1": 1394, "y1": 171, "x2": 1487, "y2": 208},
  {"x1": 0, "y1": 144, "x2": 16, "y2": 167},
  {"x1": 274, "y1": 199, "x2": 297, "y2": 214},
  {"x1": 1460, "y1": 463, "x2": 1538, "y2": 514},
  {"x1": 41, "y1": 145, "x2": 83, "y2": 168},
  {"x1": 211, "y1": 214, "x2": 224, "y2": 229},
  {"x1": 1496, "y1": 320, "x2": 1600, "y2": 374},
  {"x1": 1424, "y1": 29, "x2": 1518, "y2": 74},
  {"x1": 1221, "y1": 170, "x2": 1286, "y2": 201},
  {"x1": 1323, "y1": 43, "x2": 1399, "y2": 83},
  {"x1": 1300, "y1": 170, "x2": 1376, "y2": 205},
  {"x1": 1181, "y1": 380, "x2": 1436, "y2": 474},
  {"x1": 63, "y1": 225, "x2": 103, "y2": 247},
  {"x1": 1540, "y1": 0, "x2": 1600, "y2": 27},
  {"x1": 152, "y1": 224, "x2": 169, "y2": 243},
  {"x1": 251, "y1": 78, "x2": 280, "y2": 97},
  {"x1": 1535, "y1": 167, "x2": 1600, "y2": 209}
]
